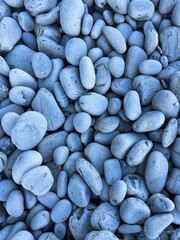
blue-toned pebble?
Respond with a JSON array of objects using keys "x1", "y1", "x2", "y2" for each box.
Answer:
[
  {"x1": 90, "y1": 202, "x2": 120, "y2": 232},
  {"x1": 144, "y1": 214, "x2": 173, "y2": 239},
  {"x1": 24, "y1": 0, "x2": 57, "y2": 16},
  {"x1": 9, "y1": 86, "x2": 36, "y2": 106},
  {"x1": 133, "y1": 111, "x2": 165, "y2": 132},
  {"x1": 126, "y1": 139, "x2": 153, "y2": 166},
  {"x1": 88, "y1": 47, "x2": 103, "y2": 63},
  {"x1": 51, "y1": 199, "x2": 72, "y2": 223},
  {"x1": 79, "y1": 92, "x2": 108, "y2": 116},
  {"x1": 81, "y1": 127, "x2": 94, "y2": 146},
  {"x1": 103, "y1": 26, "x2": 126, "y2": 54},
  {"x1": 11, "y1": 230, "x2": 34, "y2": 240},
  {"x1": 0, "y1": 17, "x2": 22, "y2": 52},
  {"x1": 60, "y1": 0, "x2": 84, "y2": 36},
  {"x1": 38, "y1": 192, "x2": 59, "y2": 210},
  {"x1": 94, "y1": 116, "x2": 119, "y2": 133},
  {"x1": 128, "y1": 31, "x2": 144, "y2": 48},
  {"x1": 104, "y1": 159, "x2": 122, "y2": 185},
  {"x1": 133, "y1": 75, "x2": 163, "y2": 105},
  {"x1": 85, "y1": 142, "x2": 112, "y2": 176},
  {"x1": 36, "y1": 6, "x2": 60, "y2": 26},
  {"x1": 83, "y1": 35, "x2": 96, "y2": 52},
  {"x1": 32, "y1": 88, "x2": 65, "y2": 131},
  {"x1": 66, "y1": 132, "x2": 82, "y2": 152},
  {"x1": 145, "y1": 151, "x2": 168, "y2": 194},
  {"x1": 22, "y1": 166, "x2": 54, "y2": 196},
  {"x1": 162, "y1": 118, "x2": 178, "y2": 148},
  {"x1": 37, "y1": 36, "x2": 65, "y2": 59},
  {"x1": 73, "y1": 112, "x2": 92, "y2": 134},
  {"x1": 152, "y1": 90, "x2": 179, "y2": 119},
  {"x1": 6, "y1": 222, "x2": 27, "y2": 240},
  {"x1": 35, "y1": 24, "x2": 61, "y2": 43},
  {"x1": 125, "y1": 15, "x2": 137, "y2": 29},
  {"x1": 128, "y1": 0, "x2": 154, "y2": 21},
  {"x1": 12, "y1": 150, "x2": 42, "y2": 184},
  {"x1": 60, "y1": 66, "x2": 85, "y2": 100},
  {"x1": 6, "y1": 190, "x2": 24, "y2": 217},
  {"x1": 96, "y1": 34, "x2": 112, "y2": 56},
  {"x1": 158, "y1": 0, "x2": 176, "y2": 14},
  {"x1": 147, "y1": 193, "x2": 175, "y2": 213},
  {"x1": 0, "y1": 0, "x2": 11, "y2": 20},
  {"x1": 0, "y1": 83, "x2": 8, "y2": 102},
  {"x1": 0, "y1": 179, "x2": 18, "y2": 201},
  {"x1": 93, "y1": 57, "x2": 111, "y2": 95},
  {"x1": 5, "y1": 45, "x2": 35, "y2": 77},
  {"x1": 108, "y1": 56, "x2": 125, "y2": 78},
  {"x1": 144, "y1": 21, "x2": 158, "y2": 56},
  {"x1": 69, "y1": 203, "x2": 96, "y2": 240},
  {"x1": 53, "y1": 146, "x2": 69, "y2": 166},
  {"x1": 111, "y1": 133, "x2": 147, "y2": 159},
  {"x1": 169, "y1": 71, "x2": 180, "y2": 101},
  {"x1": 139, "y1": 60, "x2": 162, "y2": 75},
  {"x1": 125, "y1": 46, "x2": 148, "y2": 79},
  {"x1": 118, "y1": 224, "x2": 142, "y2": 234},
  {"x1": 53, "y1": 82, "x2": 69, "y2": 108},
  {"x1": 65, "y1": 38, "x2": 87, "y2": 66},
  {"x1": 152, "y1": 143, "x2": 171, "y2": 161},
  {"x1": 109, "y1": 180, "x2": 127, "y2": 205},
  {"x1": 38, "y1": 131, "x2": 68, "y2": 163},
  {"x1": 117, "y1": 23, "x2": 133, "y2": 42},
  {"x1": 103, "y1": 10, "x2": 114, "y2": 26},
  {"x1": 111, "y1": 78, "x2": 132, "y2": 96},
  {"x1": 166, "y1": 168, "x2": 180, "y2": 194},
  {"x1": 0, "y1": 56, "x2": 10, "y2": 76},
  {"x1": 160, "y1": 27, "x2": 180, "y2": 63},
  {"x1": 124, "y1": 90, "x2": 142, "y2": 121},
  {"x1": 82, "y1": 14, "x2": 93, "y2": 36},
  {"x1": 32, "y1": 53, "x2": 52, "y2": 79},
  {"x1": 18, "y1": 11, "x2": 34, "y2": 32},
  {"x1": 123, "y1": 174, "x2": 149, "y2": 201},
  {"x1": 108, "y1": 98, "x2": 121, "y2": 115},
  {"x1": 91, "y1": 19, "x2": 105, "y2": 40},
  {"x1": 68, "y1": 174, "x2": 91, "y2": 208},
  {"x1": 26, "y1": 203, "x2": 45, "y2": 226},
  {"x1": 80, "y1": 56, "x2": 95, "y2": 90},
  {"x1": 114, "y1": 13, "x2": 125, "y2": 24},
  {"x1": 31, "y1": 210, "x2": 50, "y2": 230},
  {"x1": 85, "y1": 230, "x2": 119, "y2": 240},
  {"x1": 0, "y1": 151, "x2": 7, "y2": 172},
  {"x1": 172, "y1": 3, "x2": 180, "y2": 27},
  {"x1": 1, "y1": 112, "x2": 19, "y2": 136},
  {"x1": 22, "y1": 32, "x2": 37, "y2": 51},
  {"x1": 54, "y1": 222, "x2": 66, "y2": 240},
  {"x1": 0, "y1": 225, "x2": 13, "y2": 240},
  {"x1": 57, "y1": 171, "x2": 68, "y2": 198},
  {"x1": 11, "y1": 111, "x2": 47, "y2": 150},
  {"x1": 107, "y1": 0, "x2": 129, "y2": 14},
  {"x1": 63, "y1": 152, "x2": 84, "y2": 177},
  {"x1": 120, "y1": 197, "x2": 151, "y2": 224},
  {"x1": 160, "y1": 55, "x2": 168, "y2": 68},
  {"x1": 9, "y1": 68, "x2": 37, "y2": 90},
  {"x1": 64, "y1": 114, "x2": 75, "y2": 132}
]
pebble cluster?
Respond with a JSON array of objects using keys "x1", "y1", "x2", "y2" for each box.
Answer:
[{"x1": 0, "y1": 0, "x2": 180, "y2": 239}]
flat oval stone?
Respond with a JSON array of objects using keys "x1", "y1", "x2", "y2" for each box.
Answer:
[
  {"x1": 120, "y1": 197, "x2": 151, "y2": 224},
  {"x1": 132, "y1": 111, "x2": 165, "y2": 132},
  {"x1": 166, "y1": 168, "x2": 180, "y2": 194},
  {"x1": 0, "y1": 17, "x2": 22, "y2": 52},
  {"x1": 147, "y1": 193, "x2": 175, "y2": 213},
  {"x1": 11, "y1": 111, "x2": 47, "y2": 150},
  {"x1": 118, "y1": 224, "x2": 142, "y2": 234},
  {"x1": 126, "y1": 139, "x2": 153, "y2": 166},
  {"x1": 144, "y1": 214, "x2": 173, "y2": 239},
  {"x1": 90, "y1": 202, "x2": 120, "y2": 232},
  {"x1": 6, "y1": 190, "x2": 24, "y2": 217},
  {"x1": 32, "y1": 52, "x2": 52, "y2": 78},
  {"x1": 103, "y1": 26, "x2": 126, "y2": 54},
  {"x1": 21, "y1": 166, "x2": 54, "y2": 196},
  {"x1": 162, "y1": 118, "x2": 178, "y2": 148},
  {"x1": 30, "y1": 210, "x2": 50, "y2": 230},
  {"x1": 68, "y1": 174, "x2": 91, "y2": 208},
  {"x1": 145, "y1": 151, "x2": 168, "y2": 194},
  {"x1": 12, "y1": 150, "x2": 43, "y2": 184},
  {"x1": 60, "y1": 0, "x2": 84, "y2": 37},
  {"x1": 94, "y1": 116, "x2": 119, "y2": 133},
  {"x1": 32, "y1": 88, "x2": 65, "y2": 131},
  {"x1": 51, "y1": 199, "x2": 72, "y2": 223},
  {"x1": 76, "y1": 158, "x2": 103, "y2": 196},
  {"x1": 139, "y1": 60, "x2": 162, "y2": 75},
  {"x1": 109, "y1": 180, "x2": 127, "y2": 205},
  {"x1": 160, "y1": 27, "x2": 180, "y2": 62},
  {"x1": 1, "y1": 112, "x2": 19, "y2": 137},
  {"x1": 79, "y1": 92, "x2": 108, "y2": 116}
]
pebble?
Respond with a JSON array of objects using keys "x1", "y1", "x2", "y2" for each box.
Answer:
[
  {"x1": 53, "y1": 146, "x2": 69, "y2": 166},
  {"x1": 6, "y1": 190, "x2": 24, "y2": 217},
  {"x1": 11, "y1": 111, "x2": 47, "y2": 150},
  {"x1": 21, "y1": 166, "x2": 54, "y2": 196},
  {"x1": 80, "y1": 56, "x2": 95, "y2": 90},
  {"x1": 139, "y1": 60, "x2": 162, "y2": 75},
  {"x1": 11, "y1": 230, "x2": 34, "y2": 240},
  {"x1": 1, "y1": 112, "x2": 19, "y2": 136},
  {"x1": 169, "y1": 71, "x2": 180, "y2": 101},
  {"x1": 18, "y1": 11, "x2": 34, "y2": 32},
  {"x1": 104, "y1": 159, "x2": 122, "y2": 185},
  {"x1": 94, "y1": 116, "x2": 119, "y2": 133},
  {"x1": 162, "y1": 118, "x2": 178, "y2": 148},
  {"x1": 76, "y1": 158, "x2": 103, "y2": 196},
  {"x1": 108, "y1": 56, "x2": 125, "y2": 78},
  {"x1": 51, "y1": 199, "x2": 72, "y2": 223},
  {"x1": 109, "y1": 180, "x2": 127, "y2": 205},
  {"x1": 145, "y1": 151, "x2": 168, "y2": 194}
]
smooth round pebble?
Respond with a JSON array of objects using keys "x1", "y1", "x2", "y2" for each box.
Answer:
[
  {"x1": 6, "y1": 190, "x2": 24, "y2": 217},
  {"x1": 104, "y1": 159, "x2": 122, "y2": 185},
  {"x1": 1, "y1": 112, "x2": 19, "y2": 137},
  {"x1": 109, "y1": 180, "x2": 127, "y2": 205},
  {"x1": 51, "y1": 199, "x2": 72, "y2": 223},
  {"x1": 73, "y1": 112, "x2": 92, "y2": 133},
  {"x1": 108, "y1": 57, "x2": 125, "y2": 78},
  {"x1": 94, "y1": 116, "x2": 119, "y2": 133},
  {"x1": 139, "y1": 59, "x2": 162, "y2": 75},
  {"x1": 53, "y1": 146, "x2": 69, "y2": 166}
]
